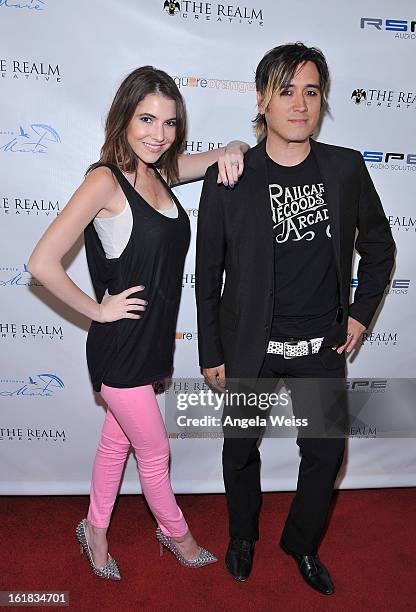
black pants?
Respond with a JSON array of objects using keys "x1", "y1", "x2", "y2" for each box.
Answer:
[{"x1": 222, "y1": 350, "x2": 346, "y2": 555}]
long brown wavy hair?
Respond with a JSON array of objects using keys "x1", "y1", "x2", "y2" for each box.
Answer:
[{"x1": 87, "y1": 66, "x2": 187, "y2": 184}]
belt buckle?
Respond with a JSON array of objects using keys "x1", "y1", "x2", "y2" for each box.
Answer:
[{"x1": 283, "y1": 340, "x2": 299, "y2": 359}]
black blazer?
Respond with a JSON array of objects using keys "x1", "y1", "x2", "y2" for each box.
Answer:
[{"x1": 195, "y1": 138, "x2": 395, "y2": 376}]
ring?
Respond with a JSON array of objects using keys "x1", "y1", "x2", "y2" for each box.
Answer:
[
  {"x1": 347, "y1": 332, "x2": 353, "y2": 337},
  {"x1": 231, "y1": 161, "x2": 239, "y2": 166}
]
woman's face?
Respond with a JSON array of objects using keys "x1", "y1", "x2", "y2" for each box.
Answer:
[{"x1": 126, "y1": 93, "x2": 177, "y2": 165}]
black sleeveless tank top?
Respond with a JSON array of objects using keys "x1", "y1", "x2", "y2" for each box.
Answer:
[{"x1": 84, "y1": 163, "x2": 191, "y2": 392}]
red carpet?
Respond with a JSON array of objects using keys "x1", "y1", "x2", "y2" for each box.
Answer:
[{"x1": 2, "y1": 489, "x2": 415, "y2": 611}]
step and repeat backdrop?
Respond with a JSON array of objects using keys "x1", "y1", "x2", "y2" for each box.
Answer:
[{"x1": 1, "y1": 0, "x2": 415, "y2": 494}]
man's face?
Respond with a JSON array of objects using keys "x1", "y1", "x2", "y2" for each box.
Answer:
[{"x1": 257, "y1": 61, "x2": 322, "y2": 145}]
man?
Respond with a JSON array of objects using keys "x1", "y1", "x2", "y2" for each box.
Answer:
[{"x1": 195, "y1": 43, "x2": 395, "y2": 594}]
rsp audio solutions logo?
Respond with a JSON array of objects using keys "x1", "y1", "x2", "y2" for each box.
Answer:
[
  {"x1": 0, "y1": 123, "x2": 61, "y2": 154},
  {"x1": 162, "y1": 1, "x2": 264, "y2": 26},
  {"x1": 351, "y1": 277, "x2": 411, "y2": 296},
  {"x1": 362, "y1": 150, "x2": 416, "y2": 172},
  {"x1": 360, "y1": 17, "x2": 416, "y2": 39},
  {"x1": 346, "y1": 379, "x2": 387, "y2": 393}
]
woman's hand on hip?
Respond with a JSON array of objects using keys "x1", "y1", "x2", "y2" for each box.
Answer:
[{"x1": 98, "y1": 285, "x2": 147, "y2": 323}]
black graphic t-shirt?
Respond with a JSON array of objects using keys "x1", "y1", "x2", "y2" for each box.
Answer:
[{"x1": 267, "y1": 150, "x2": 339, "y2": 338}]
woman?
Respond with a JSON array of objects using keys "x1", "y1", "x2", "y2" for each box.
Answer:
[{"x1": 28, "y1": 66, "x2": 248, "y2": 580}]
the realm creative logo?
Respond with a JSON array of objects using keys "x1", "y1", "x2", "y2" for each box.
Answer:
[
  {"x1": 182, "y1": 272, "x2": 195, "y2": 289},
  {"x1": 0, "y1": 0, "x2": 45, "y2": 9},
  {"x1": 0, "y1": 124, "x2": 61, "y2": 154},
  {"x1": 168, "y1": 380, "x2": 209, "y2": 393},
  {"x1": 351, "y1": 277, "x2": 411, "y2": 296},
  {"x1": 360, "y1": 17, "x2": 416, "y2": 39},
  {"x1": 0, "y1": 323, "x2": 64, "y2": 341},
  {"x1": 162, "y1": 1, "x2": 264, "y2": 26},
  {"x1": 351, "y1": 88, "x2": 416, "y2": 110},
  {"x1": 0, "y1": 59, "x2": 61, "y2": 83},
  {"x1": 362, "y1": 150, "x2": 416, "y2": 172},
  {"x1": 0, "y1": 426, "x2": 66, "y2": 443},
  {"x1": 388, "y1": 214, "x2": 416, "y2": 233},
  {"x1": 0, "y1": 264, "x2": 42, "y2": 287},
  {"x1": 163, "y1": 0, "x2": 180, "y2": 16},
  {"x1": 0, "y1": 194, "x2": 60, "y2": 217},
  {"x1": 346, "y1": 424, "x2": 376, "y2": 438},
  {"x1": 184, "y1": 139, "x2": 225, "y2": 152},
  {"x1": 351, "y1": 89, "x2": 366, "y2": 104},
  {"x1": 361, "y1": 331, "x2": 398, "y2": 348},
  {"x1": 0, "y1": 373, "x2": 64, "y2": 397},
  {"x1": 174, "y1": 75, "x2": 254, "y2": 94}
]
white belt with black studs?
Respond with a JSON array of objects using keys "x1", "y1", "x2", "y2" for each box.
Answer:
[{"x1": 266, "y1": 337, "x2": 324, "y2": 359}]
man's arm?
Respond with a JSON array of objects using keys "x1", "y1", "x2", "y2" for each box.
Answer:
[
  {"x1": 195, "y1": 163, "x2": 226, "y2": 372},
  {"x1": 348, "y1": 152, "x2": 396, "y2": 329}
]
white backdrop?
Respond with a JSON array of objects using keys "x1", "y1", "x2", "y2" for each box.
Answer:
[{"x1": 1, "y1": 0, "x2": 415, "y2": 494}]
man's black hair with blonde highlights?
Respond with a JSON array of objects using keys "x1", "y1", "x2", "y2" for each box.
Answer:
[{"x1": 253, "y1": 42, "x2": 330, "y2": 140}]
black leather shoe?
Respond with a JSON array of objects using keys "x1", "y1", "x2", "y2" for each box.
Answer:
[
  {"x1": 225, "y1": 538, "x2": 255, "y2": 582},
  {"x1": 280, "y1": 541, "x2": 335, "y2": 595}
]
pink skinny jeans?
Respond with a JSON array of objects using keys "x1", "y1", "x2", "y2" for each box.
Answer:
[{"x1": 87, "y1": 383, "x2": 188, "y2": 537}]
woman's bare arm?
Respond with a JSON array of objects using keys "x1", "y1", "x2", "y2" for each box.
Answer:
[
  {"x1": 27, "y1": 167, "x2": 146, "y2": 323},
  {"x1": 176, "y1": 140, "x2": 250, "y2": 186}
]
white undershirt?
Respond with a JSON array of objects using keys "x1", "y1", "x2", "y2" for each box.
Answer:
[{"x1": 93, "y1": 198, "x2": 178, "y2": 259}]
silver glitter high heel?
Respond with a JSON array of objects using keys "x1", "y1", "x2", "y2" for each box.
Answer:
[
  {"x1": 75, "y1": 519, "x2": 121, "y2": 580},
  {"x1": 156, "y1": 526, "x2": 218, "y2": 568}
]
